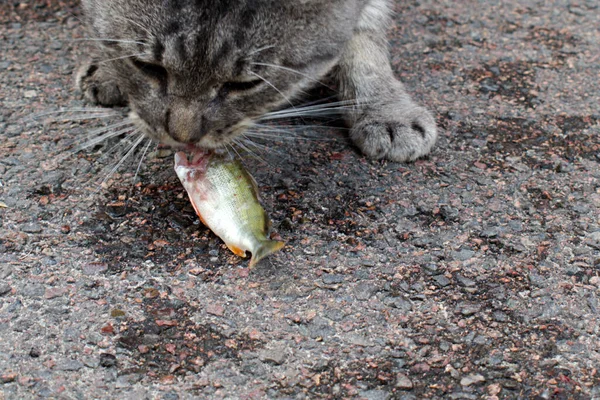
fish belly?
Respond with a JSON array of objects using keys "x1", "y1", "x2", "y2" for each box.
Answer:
[{"x1": 189, "y1": 176, "x2": 259, "y2": 259}]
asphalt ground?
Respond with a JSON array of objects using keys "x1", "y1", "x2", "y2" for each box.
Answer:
[{"x1": 1, "y1": 0, "x2": 599, "y2": 399}]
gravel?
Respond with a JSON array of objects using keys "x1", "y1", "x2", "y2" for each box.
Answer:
[
  {"x1": 460, "y1": 374, "x2": 486, "y2": 387},
  {"x1": 1, "y1": 0, "x2": 599, "y2": 398},
  {"x1": 395, "y1": 373, "x2": 414, "y2": 390},
  {"x1": 0, "y1": 284, "x2": 11, "y2": 297}
]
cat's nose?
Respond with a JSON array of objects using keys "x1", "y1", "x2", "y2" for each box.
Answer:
[{"x1": 167, "y1": 107, "x2": 206, "y2": 144}]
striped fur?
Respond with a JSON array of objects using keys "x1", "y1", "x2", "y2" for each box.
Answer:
[{"x1": 77, "y1": 0, "x2": 437, "y2": 161}]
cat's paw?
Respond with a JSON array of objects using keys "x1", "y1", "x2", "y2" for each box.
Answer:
[
  {"x1": 350, "y1": 103, "x2": 437, "y2": 162},
  {"x1": 75, "y1": 60, "x2": 126, "y2": 107}
]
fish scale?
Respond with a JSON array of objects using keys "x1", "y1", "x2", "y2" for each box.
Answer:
[{"x1": 207, "y1": 161, "x2": 262, "y2": 233}]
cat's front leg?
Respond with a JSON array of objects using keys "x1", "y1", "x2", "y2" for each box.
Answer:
[
  {"x1": 75, "y1": 60, "x2": 127, "y2": 107},
  {"x1": 336, "y1": 0, "x2": 437, "y2": 162}
]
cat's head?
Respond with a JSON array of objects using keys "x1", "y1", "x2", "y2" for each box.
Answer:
[{"x1": 81, "y1": 0, "x2": 361, "y2": 149}]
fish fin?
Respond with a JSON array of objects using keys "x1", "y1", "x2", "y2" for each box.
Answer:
[
  {"x1": 227, "y1": 244, "x2": 248, "y2": 258},
  {"x1": 237, "y1": 161, "x2": 262, "y2": 202},
  {"x1": 249, "y1": 240, "x2": 285, "y2": 268}
]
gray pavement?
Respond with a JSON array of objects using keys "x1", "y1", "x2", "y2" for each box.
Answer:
[{"x1": 1, "y1": 0, "x2": 599, "y2": 399}]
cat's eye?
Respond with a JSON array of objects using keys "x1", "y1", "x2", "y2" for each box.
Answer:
[
  {"x1": 220, "y1": 79, "x2": 263, "y2": 94},
  {"x1": 132, "y1": 59, "x2": 168, "y2": 81}
]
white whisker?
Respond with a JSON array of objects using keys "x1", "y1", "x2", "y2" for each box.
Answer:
[
  {"x1": 248, "y1": 70, "x2": 295, "y2": 108},
  {"x1": 74, "y1": 125, "x2": 137, "y2": 152},
  {"x1": 42, "y1": 114, "x2": 121, "y2": 124},
  {"x1": 88, "y1": 129, "x2": 141, "y2": 168},
  {"x1": 69, "y1": 38, "x2": 147, "y2": 46},
  {"x1": 253, "y1": 122, "x2": 348, "y2": 131},
  {"x1": 243, "y1": 131, "x2": 312, "y2": 142},
  {"x1": 24, "y1": 108, "x2": 120, "y2": 121},
  {"x1": 240, "y1": 135, "x2": 269, "y2": 151},
  {"x1": 97, "y1": 132, "x2": 146, "y2": 190},
  {"x1": 289, "y1": 94, "x2": 340, "y2": 108},
  {"x1": 228, "y1": 141, "x2": 244, "y2": 161},
  {"x1": 133, "y1": 138, "x2": 153, "y2": 184},
  {"x1": 260, "y1": 103, "x2": 359, "y2": 120},
  {"x1": 259, "y1": 109, "x2": 348, "y2": 120},
  {"x1": 98, "y1": 53, "x2": 147, "y2": 64},
  {"x1": 232, "y1": 138, "x2": 267, "y2": 164},
  {"x1": 269, "y1": 99, "x2": 359, "y2": 112},
  {"x1": 259, "y1": 101, "x2": 360, "y2": 121},
  {"x1": 68, "y1": 120, "x2": 134, "y2": 142},
  {"x1": 245, "y1": 126, "x2": 337, "y2": 142},
  {"x1": 117, "y1": 16, "x2": 154, "y2": 39},
  {"x1": 247, "y1": 45, "x2": 275, "y2": 56},
  {"x1": 53, "y1": 120, "x2": 136, "y2": 163},
  {"x1": 251, "y1": 62, "x2": 331, "y2": 89},
  {"x1": 81, "y1": 120, "x2": 134, "y2": 136},
  {"x1": 261, "y1": 98, "x2": 374, "y2": 120},
  {"x1": 224, "y1": 144, "x2": 234, "y2": 159}
]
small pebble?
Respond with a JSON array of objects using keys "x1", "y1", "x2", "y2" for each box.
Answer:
[
  {"x1": 0, "y1": 283, "x2": 11, "y2": 297},
  {"x1": 458, "y1": 304, "x2": 481, "y2": 316},
  {"x1": 460, "y1": 374, "x2": 485, "y2": 386},
  {"x1": 433, "y1": 275, "x2": 451, "y2": 287},
  {"x1": 395, "y1": 373, "x2": 413, "y2": 389},
  {"x1": 21, "y1": 223, "x2": 42, "y2": 233},
  {"x1": 58, "y1": 360, "x2": 84, "y2": 372},
  {"x1": 0, "y1": 373, "x2": 17, "y2": 384},
  {"x1": 260, "y1": 344, "x2": 287, "y2": 365},
  {"x1": 322, "y1": 273, "x2": 344, "y2": 284},
  {"x1": 99, "y1": 354, "x2": 117, "y2": 368},
  {"x1": 82, "y1": 263, "x2": 108, "y2": 275},
  {"x1": 353, "y1": 282, "x2": 379, "y2": 300},
  {"x1": 456, "y1": 275, "x2": 476, "y2": 287}
]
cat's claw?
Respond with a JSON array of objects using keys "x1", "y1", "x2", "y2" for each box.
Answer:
[
  {"x1": 350, "y1": 103, "x2": 438, "y2": 162},
  {"x1": 75, "y1": 60, "x2": 127, "y2": 107}
]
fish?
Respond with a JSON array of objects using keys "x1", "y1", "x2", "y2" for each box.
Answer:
[{"x1": 174, "y1": 151, "x2": 284, "y2": 267}]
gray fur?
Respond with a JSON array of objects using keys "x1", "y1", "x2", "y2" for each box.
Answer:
[{"x1": 77, "y1": 0, "x2": 437, "y2": 161}]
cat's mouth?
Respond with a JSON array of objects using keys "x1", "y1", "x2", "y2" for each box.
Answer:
[{"x1": 128, "y1": 110, "x2": 252, "y2": 151}]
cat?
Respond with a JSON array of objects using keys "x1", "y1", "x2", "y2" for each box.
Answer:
[{"x1": 76, "y1": 0, "x2": 437, "y2": 162}]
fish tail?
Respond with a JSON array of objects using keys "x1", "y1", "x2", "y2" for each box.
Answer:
[{"x1": 249, "y1": 240, "x2": 285, "y2": 268}]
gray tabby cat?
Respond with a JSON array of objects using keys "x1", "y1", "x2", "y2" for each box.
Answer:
[{"x1": 77, "y1": 0, "x2": 437, "y2": 162}]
